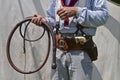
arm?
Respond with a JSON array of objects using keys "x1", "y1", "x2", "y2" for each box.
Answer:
[
  {"x1": 46, "y1": 0, "x2": 56, "y2": 27},
  {"x1": 76, "y1": 0, "x2": 109, "y2": 27},
  {"x1": 31, "y1": 0, "x2": 56, "y2": 27}
]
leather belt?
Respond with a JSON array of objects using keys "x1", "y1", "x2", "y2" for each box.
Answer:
[{"x1": 56, "y1": 34, "x2": 86, "y2": 52}]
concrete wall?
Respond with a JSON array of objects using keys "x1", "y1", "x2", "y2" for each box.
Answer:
[
  {"x1": 93, "y1": 2, "x2": 120, "y2": 80},
  {"x1": 0, "y1": 0, "x2": 120, "y2": 80}
]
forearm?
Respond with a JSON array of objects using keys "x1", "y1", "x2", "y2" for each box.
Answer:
[
  {"x1": 75, "y1": 0, "x2": 109, "y2": 27},
  {"x1": 46, "y1": 16, "x2": 56, "y2": 27},
  {"x1": 46, "y1": 0, "x2": 56, "y2": 27}
]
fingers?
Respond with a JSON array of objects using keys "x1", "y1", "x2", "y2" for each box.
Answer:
[
  {"x1": 31, "y1": 14, "x2": 46, "y2": 26},
  {"x1": 57, "y1": 8, "x2": 65, "y2": 16},
  {"x1": 57, "y1": 7, "x2": 78, "y2": 19},
  {"x1": 31, "y1": 17, "x2": 41, "y2": 26},
  {"x1": 42, "y1": 17, "x2": 47, "y2": 22},
  {"x1": 57, "y1": 8, "x2": 67, "y2": 19}
]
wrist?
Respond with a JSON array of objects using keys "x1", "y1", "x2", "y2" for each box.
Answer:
[
  {"x1": 74, "y1": 7, "x2": 79, "y2": 18},
  {"x1": 74, "y1": 7, "x2": 78, "y2": 16}
]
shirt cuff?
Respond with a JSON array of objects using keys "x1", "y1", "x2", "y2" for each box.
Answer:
[{"x1": 76, "y1": 7, "x2": 86, "y2": 24}]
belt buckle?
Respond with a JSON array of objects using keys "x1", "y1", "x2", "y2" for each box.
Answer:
[
  {"x1": 59, "y1": 39, "x2": 66, "y2": 48},
  {"x1": 58, "y1": 39, "x2": 68, "y2": 51}
]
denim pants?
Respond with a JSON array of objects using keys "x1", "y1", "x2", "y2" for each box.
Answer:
[{"x1": 52, "y1": 49, "x2": 93, "y2": 80}]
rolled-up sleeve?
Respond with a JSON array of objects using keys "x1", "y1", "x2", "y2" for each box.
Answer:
[{"x1": 76, "y1": 0, "x2": 109, "y2": 27}]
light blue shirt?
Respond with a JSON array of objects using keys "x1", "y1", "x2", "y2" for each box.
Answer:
[{"x1": 46, "y1": 0, "x2": 109, "y2": 36}]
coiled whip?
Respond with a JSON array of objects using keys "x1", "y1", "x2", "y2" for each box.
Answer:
[{"x1": 6, "y1": 17, "x2": 57, "y2": 74}]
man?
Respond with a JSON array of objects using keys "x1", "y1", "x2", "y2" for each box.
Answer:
[{"x1": 32, "y1": 0, "x2": 108, "y2": 80}]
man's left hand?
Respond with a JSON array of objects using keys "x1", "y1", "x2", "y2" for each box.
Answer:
[{"x1": 57, "y1": 7, "x2": 78, "y2": 19}]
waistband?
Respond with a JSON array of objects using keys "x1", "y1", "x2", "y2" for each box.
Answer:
[{"x1": 60, "y1": 33, "x2": 83, "y2": 38}]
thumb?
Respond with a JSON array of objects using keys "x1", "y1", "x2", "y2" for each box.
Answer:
[
  {"x1": 42, "y1": 17, "x2": 47, "y2": 22},
  {"x1": 34, "y1": 14, "x2": 38, "y2": 17}
]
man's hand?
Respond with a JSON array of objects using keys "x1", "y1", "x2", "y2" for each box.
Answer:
[
  {"x1": 57, "y1": 7, "x2": 77, "y2": 19},
  {"x1": 31, "y1": 14, "x2": 47, "y2": 26}
]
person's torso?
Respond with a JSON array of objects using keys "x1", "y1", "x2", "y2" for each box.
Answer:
[{"x1": 52, "y1": 0, "x2": 97, "y2": 35}]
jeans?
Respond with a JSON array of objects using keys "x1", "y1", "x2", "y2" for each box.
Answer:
[{"x1": 52, "y1": 49, "x2": 93, "y2": 80}]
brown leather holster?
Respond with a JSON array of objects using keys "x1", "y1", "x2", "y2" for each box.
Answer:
[{"x1": 56, "y1": 34, "x2": 82, "y2": 52}]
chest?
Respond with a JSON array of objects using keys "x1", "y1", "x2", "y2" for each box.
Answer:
[{"x1": 55, "y1": 0, "x2": 93, "y2": 9}]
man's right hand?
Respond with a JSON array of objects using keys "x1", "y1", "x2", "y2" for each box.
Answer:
[{"x1": 31, "y1": 14, "x2": 47, "y2": 26}]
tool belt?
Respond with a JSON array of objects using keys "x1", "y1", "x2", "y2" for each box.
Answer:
[
  {"x1": 57, "y1": 38, "x2": 80, "y2": 52},
  {"x1": 56, "y1": 34, "x2": 98, "y2": 61},
  {"x1": 56, "y1": 34, "x2": 86, "y2": 52}
]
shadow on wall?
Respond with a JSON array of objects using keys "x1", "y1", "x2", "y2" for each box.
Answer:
[{"x1": 105, "y1": 15, "x2": 120, "y2": 43}]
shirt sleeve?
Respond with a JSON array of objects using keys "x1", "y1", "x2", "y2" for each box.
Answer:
[
  {"x1": 46, "y1": 0, "x2": 56, "y2": 27},
  {"x1": 76, "y1": 0, "x2": 109, "y2": 28}
]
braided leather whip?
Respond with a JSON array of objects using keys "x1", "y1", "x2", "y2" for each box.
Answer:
[{"x1": 6, "y1": 17, "x2": 57, "y2": 74}]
